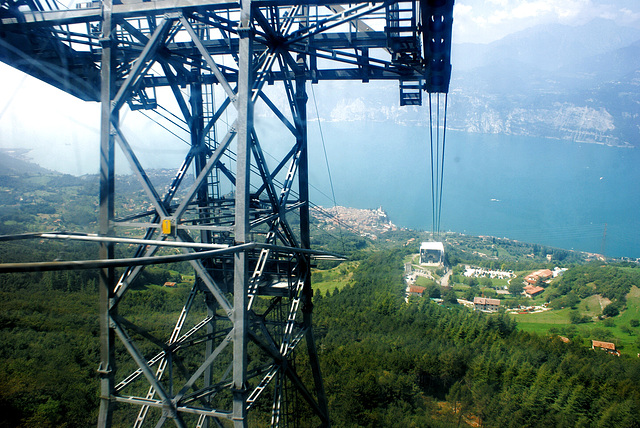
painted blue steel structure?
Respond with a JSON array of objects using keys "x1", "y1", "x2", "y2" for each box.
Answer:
[{"x1": 0, "y1": 0, "x2": 454, "y2": 426}]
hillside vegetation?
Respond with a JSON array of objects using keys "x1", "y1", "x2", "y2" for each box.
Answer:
[
  {"x1": 312, "y1": 250, "x2": 640, "y2": 427},
  {"x1": 2, "y1": 166, "x2": 640, "y2": 426},
  {"x1": 2, "y1": 243, "x2": 640, "y2": 426}
]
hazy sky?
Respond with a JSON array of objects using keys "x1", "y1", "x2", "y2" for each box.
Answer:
[
  {"x1": 1, "y1": 0, "x2": 640, "y2": 174},
  {"x1": 454, "y1": 0, "x2": 640, "y2": 43}
]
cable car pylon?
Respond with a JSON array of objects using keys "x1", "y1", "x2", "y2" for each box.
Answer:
[{"x1": 0, "y1": 0, "x2": 455, "y2": 426}]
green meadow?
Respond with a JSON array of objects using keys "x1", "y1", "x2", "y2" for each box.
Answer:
[
  {"x1": 312, "y1": 261, "x2": 358, "y2": 295},
  {"x1": 511, "y1": 286, "x2": 640, "y2": 355}
]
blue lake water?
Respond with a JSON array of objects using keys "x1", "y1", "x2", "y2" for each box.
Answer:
[
  {"x1": 306, "y1": 121, "x2": 640, "y2": 259},
  {"x1": 15, "y1": 113, "x2": 638, "y2": 259}
]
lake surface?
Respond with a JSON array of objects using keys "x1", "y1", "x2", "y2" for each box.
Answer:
[
  {"x1": 307, "y1": 121, "x2": 640, "y2": 259},
  {"x1": 11, "y1": 113, "x2": 639, "y2": 259}
]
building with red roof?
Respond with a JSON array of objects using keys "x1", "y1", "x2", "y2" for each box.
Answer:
[
  {"x1": 407, "y1": 285, "x2": 426, "y2": 297},
  {"x1": 525, "y1": 269, "x2": 553, "y2": 285},
  {"x1": 473, "y1": 297, "x2": 500, "y2": 312},
  {"x1": 591, "y1": 340, "x2": 620, "y2": 356},
  {"x1": 523, "y1": 285, "x2": 545, "y2": 297}
]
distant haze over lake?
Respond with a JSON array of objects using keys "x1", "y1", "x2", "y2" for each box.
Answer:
[
  {"x1": 308, "y1": 122, "x2": 640, "y2": 260},
  {"x1": 3, "y1": 102, "x2": 638, "y2": 260},
  {"x1": 1, "y1": 14, "x2": 639, "y2": 258}
]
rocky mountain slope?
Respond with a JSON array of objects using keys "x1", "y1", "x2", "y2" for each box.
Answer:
[{"x1": 308, "y1": 19, "x2": 640, "y2": 148}]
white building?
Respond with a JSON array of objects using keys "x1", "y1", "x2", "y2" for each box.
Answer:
[
  {"x1": 552, "y1": 267, "x2": 568, "y2": 278},
  {"x1": 420, "y1": 242, "x2": 445, "y2": 266}
]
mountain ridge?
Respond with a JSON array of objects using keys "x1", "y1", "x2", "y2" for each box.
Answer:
[
  {"x1": 0, "y1": 148, "x2": 55, "y2": 175},
  {"x1": 309, "y1": 19, "x2": 640, "y2": 147}
]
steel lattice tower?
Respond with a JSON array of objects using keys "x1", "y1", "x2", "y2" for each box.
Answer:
[{"x1": 0, "y1": 0, "x2": 454, "y2": 426}]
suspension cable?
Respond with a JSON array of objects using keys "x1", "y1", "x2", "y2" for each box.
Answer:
[
  {"x1": 436, "y1": 93, "x2": 440, "y2": 233},
  {"x1": 137, "y1": 109, "x2": 190, "y2": 144},
  {"x1": 437, "y1": 93, "x2": 448, "y2": 234},
  {"x1": 310, "y1": 83, "x2": 345, "y2": 252},
  {"x1": 428, "y1": 93, "x2": 435, "y2": 235},
  {"x1": 428, "y1": 91, "x2": 449, "y2": 238}
]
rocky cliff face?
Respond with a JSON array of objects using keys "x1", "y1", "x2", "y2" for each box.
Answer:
[
  {"x1": 307, "y1": 20, "x2": 640, "y2": 148},
  {"x1": 445, "y1": 92, "x2": 630, "y2": 147}
]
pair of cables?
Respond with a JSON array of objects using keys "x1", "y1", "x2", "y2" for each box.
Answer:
[{"x1": 428, "y1": 92, "x2": 448, "y2": 237}]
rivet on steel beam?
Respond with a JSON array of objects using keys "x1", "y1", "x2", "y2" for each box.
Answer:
[{"x1": 238, "y1": 26, "x2": 252, "y2": 39}]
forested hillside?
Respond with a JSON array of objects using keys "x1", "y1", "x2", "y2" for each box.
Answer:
[
  {"x1": 2, "y1": 166, "x2": 640, "y2": 426},
  {"x1": 548, "y1": 264, "x2": 640, "y2": 313},
  {"x1": 1, "y1": 242, "x2": 640, "y2": 426},
  {"x1": 312, "y1": 250, "x2": 640, "y2": 427}
]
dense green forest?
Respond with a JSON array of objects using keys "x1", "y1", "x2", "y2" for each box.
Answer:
[
  {"x1": 2, "y1": 245, "x2": 640, "y2": 427},
  {"x1": 312, "y1": 250, "x2": 640, "y2": 427},
  {"x1": 2, "y1": 168, "x2": 640, "y2": 426}
]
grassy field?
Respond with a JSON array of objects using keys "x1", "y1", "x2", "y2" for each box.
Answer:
[
  {"x1": 511, "y1": 308, "x2": 572, "y2": 334},
  {"x1": 578, "y1": 294, "x2": 611, "y2": 317},
  {"x1": 415, "y1": 276, "x2": 437, "y2": 287},
  {"x1": 511, "y1": 286, "x2": 640, "y2": 356},
  {"x1": 490, "y1": 277, "x2": 511, "y2": 288},
  {"x1": 312, "y1": 261, "x2": 358, "y2": 296},
  {"x1": 405, "y1": 254, "x2": 419, "y2": 265}
]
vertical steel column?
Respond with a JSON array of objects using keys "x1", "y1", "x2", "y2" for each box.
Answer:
[
  {"x1": 191, "y1": 67, "x2": 216, "y2": 428},
  {"x1": 191, "y1": 80, "x2": 204, "y2": 188},
  {"x1": 297, "y1": 82, "x2": 310, "y2": 250},
  {"x1": 297, "y1": 58, "x2": 330, "y2": 427},
  {"x1": 297, "y1": 6, "x2": 311, "y2": 252},
  {"x1": 233, "y1": 0, "x2": 253, "y2": 426},
  {"x1": 97, "y1": 1, "x2": 115, "y2": 427}
]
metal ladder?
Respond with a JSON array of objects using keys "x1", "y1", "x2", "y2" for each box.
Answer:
[{"x1": 386, "y1": 1, "x2": 423, "y2": 106}]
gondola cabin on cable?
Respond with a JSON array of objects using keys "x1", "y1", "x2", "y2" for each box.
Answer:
[{"x1": 420, "y1": 241, "x2": 445, "y2": 266}]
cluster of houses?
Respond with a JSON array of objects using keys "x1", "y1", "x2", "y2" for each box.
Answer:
[
  {"x1": 406, "y1": 252, "x2": 573, "y2": 314},
  {"x1": 522, "y1": 268, "x2": 553, "y2": 297},
  {"x1": 522, "y1": 267, "x2": 567, "y2": 298},
  {"x1": 470, "y1": 266, "x2": 570, "y2": 311}
]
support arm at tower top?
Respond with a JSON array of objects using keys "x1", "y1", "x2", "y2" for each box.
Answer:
[{"x1": 0, "y1": 0, "x2": 453, "y2": 103}]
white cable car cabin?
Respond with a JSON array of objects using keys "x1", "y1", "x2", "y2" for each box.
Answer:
[{"x1": 420, "y1": 242, "x2": 445, "y2": 266}]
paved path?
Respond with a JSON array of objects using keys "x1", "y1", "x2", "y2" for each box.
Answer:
[{"x1": 440, "y1": 270, "x2": 452, "y2": 287}]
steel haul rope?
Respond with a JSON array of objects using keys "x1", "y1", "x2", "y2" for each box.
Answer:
[{"x1": 428, "y1": 91, "x2": 448, "y2": 237}]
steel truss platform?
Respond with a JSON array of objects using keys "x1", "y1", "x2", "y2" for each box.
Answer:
[{"x1": 0, "y1": 0, "x2": 453, "y2": 426}]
